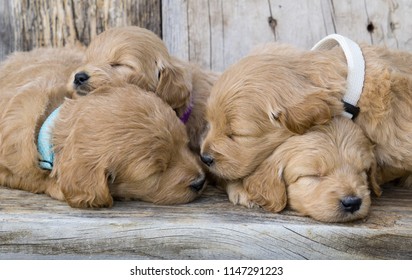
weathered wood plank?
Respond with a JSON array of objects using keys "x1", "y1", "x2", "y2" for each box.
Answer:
[
  {"x1": 0, "y1": 0, "x2": 14, "y2": 60},
  {"x1": 267, "y1": 0, "x2": 335, "y2": 47},
  {"x1": 163, "y1": 0, "x2": 276, "y2": 71},
  {"x1": 162, "y1": 0, "x2": 412, "y2": 71},
  {"x1": 1, "y1": 184, "x2": 411, "y2": 259},
  {"x1": 3, "y1": 0, "x2": 412, "y2": 68},
  {"x1": 0, "y1": 0, "x2": 161, "y2": 61},
  {"x1": 218, "y1": 0, "x2": 274, "y2": 69},
  {"x1": 332, "y1": 0, "x2": 412, "y2": 49},
  {"x1": 162, "y1": 0, "x2": 190, "y2": 61}
]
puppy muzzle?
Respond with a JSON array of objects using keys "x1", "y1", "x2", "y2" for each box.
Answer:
[
  {"x1": 340, "y1": 196, "x2": 362, "y2": 213},
  {"x1": 200, "y1": 153, "x2": 214, "y2": 167},
  {"x1": 73, "y1": 72, "x2": 90, "y2": 87},
  {"x1": 190, "y1": 175, "x2": 206, "y2": 192}
]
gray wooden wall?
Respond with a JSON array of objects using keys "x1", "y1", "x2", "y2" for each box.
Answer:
[{"x1": 1, "y1": 0, "x2": 412, "y2": 71}]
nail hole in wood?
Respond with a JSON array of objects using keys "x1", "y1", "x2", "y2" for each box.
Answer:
[
  {"x1": 367, "y1": 22, "x2": 375, "y2": 33},
  {"x1": 268, "y1": 16, "x2": 277, "y2": 29}
]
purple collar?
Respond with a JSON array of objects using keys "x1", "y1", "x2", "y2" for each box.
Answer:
[
  {"x1": 179, "y1": 103, "x2": 192, "y2": 124},
  {"x1": 179, "y1": 97, "x2": 193, "y2": 124}
]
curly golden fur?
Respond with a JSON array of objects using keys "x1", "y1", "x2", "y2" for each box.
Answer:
[
  {"x1": 228, "y1": 117, "x2": 381, "y2": 222},
  {"x1": 0, "y1": 48, "x2": 205, "y2": 208},
  {"x1": 202, "y1": 43, "x2": 412, "y2": 179},
  {"x1": 70, "y1": 26, "x2": 219, "y2": 153},
  {"x1": 201, "y1": 43, "x2": 412, "y2": 219},
  {"x1": 201, "y1": 42, "x2": 412, "y2": 184}
]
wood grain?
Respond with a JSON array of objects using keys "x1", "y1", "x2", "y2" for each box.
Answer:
[
  {"x1": 2, "y1": 0, "x2": 412, "y2": 69},
  {"x1": 1, "y1": 184, "x2": 411, "y2": 259},
  {"x1": 0, "y1": 0, "x2": 14, "y2": 60},
  {"x1": 0, "y1": 0, "x2": 161, "y2": 59},
  {"x1": 162, "y1": 0, "x2": 412, "y2": 71},
  {"x1": 1, "y1": 0, "x2": 412, "y2": 260}
]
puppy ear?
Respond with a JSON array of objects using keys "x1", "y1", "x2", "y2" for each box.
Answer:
[
  {"x1": 368, "y1": 161, "x2": 382, "y2": 197},
  {"x1": 54, "y1": 158, "x2": 113, "y2": 208},
  {"x1": 274, "y1": 91, "x2": 340, "y2": 134},
  {"x1": 156, "y1": 57, "x2": 192, "y2": 110},
  {"x1": 243, "y1": 153, "x2": 287, "y2": 212}
]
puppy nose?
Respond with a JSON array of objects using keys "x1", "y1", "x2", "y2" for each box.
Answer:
[
  {"x1": 200, "y1": 154, "x2": 214, "y2": 167},
  {"x1": 190, "y1": 175, "x2": 206, "y2": 192},
  {"x1": 341, "y1": 196, "x2": 362, "y2": 213},
  {"x1": 74, "y1": 72, "x2": 89, "y2": 86}
]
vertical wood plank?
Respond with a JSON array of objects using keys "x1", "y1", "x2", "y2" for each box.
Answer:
[
  {"x1": 361, "y1": 0, "x2": 412, "y2": 50},
  {"x1": 162, "y1": 0, "x2": 189, "y2": 61},
  {"x1": 330, "y1": 0, "x2": 412, "y2": 49},
  {"x1": 390, "y1": 0, "x2": 412, "y2": 49},
  {"x1": 187, "y1": 0, "x2": 212, "y2": 69},
  {"x1": 0, "y1": 0, "x2": 161, "y2": 61},
  {"x1": 361, "y1": 0, "x2": 397, "y2": 47},
  {"x1": 0, "y1": 0, "x2": 15, "y2": 60},
  {"x1": 207, "y1": 0, "x2": 225, "y2": 71},
  {"x1": 268, "y1": 0, "x2": 335, "y2": 46},
  {"x1": 219, "y1": 0, "x2": 274, "y2": 69},
  {"x1": 331, "y1": 0, "x2": 373, "y2": 44}
]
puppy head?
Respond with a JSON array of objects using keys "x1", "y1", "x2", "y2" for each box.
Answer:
[
  {"x1": 277, "y1": 117, "x2": 380, "y2": 222},
  {"x1": 70, "y1": 26, "x2": 192, "y2": 114},
  {"x1": 53, "y1": 85, "x2": 205, "y2": 208},
  {"x1": 200, "y1": 74, "x2": 293, "y2": 180},
  {"x1": 201, "y1": 44, "x2": 345, "y2": 180}
]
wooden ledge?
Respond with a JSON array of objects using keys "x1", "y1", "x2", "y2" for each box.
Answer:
[{"x1": 1, "y1": 184, "x2": 411, "y2": 259}]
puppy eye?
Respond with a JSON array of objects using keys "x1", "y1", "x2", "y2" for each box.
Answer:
[
  {"x1": 227, "y1": 128, "x2": 240, "y2": 140},
  {"x1": 295, "y1": 174, "x2": 323, "y2": 183},
  {"x1": 228, "y1": 133, "x2": 248, "y2": 141},
  {"x1": 110, "y1": 63, "x2": 123, "y2": 68},
  {"x1": 110, "y1": 63, "x2": 134, "y2": 70}
]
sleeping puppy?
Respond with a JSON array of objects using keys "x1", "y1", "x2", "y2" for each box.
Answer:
[
  {"x1": 229, "y1": 117, "x2": 382, "y2": 222},
  {"x1": 0, "y1": 48, "x2": 206, "y2": 208},
  {"x1": 201, "y1": 40, "x2": 412, "y2": 185},
  {"x1": 0, "y1": 46, "x2": 85, "y2": 100},
  {"x1": 70, "y1": 26, "x2": 219, "y2": 153}
]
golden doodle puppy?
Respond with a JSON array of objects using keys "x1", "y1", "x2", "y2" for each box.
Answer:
[
  {"x1": 70, "y1": 26, "x2": 219, "y2": 153},
  {"x1": 0, "y1": 48, "x2": 206, "y2": 208},
  {"x1": 230, "y1": 117, "x2": 381, "y2": 222},
  {"x1": 0, "y1": 46, "x2": 84, "y2": 101},
  {"x1": 201, "y1": 41, "x2": 412, "y2": 183}
]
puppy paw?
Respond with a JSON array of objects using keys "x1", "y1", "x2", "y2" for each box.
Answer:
[{"x1": 225, "y1": 182, "x2": 258, "y2": 209}]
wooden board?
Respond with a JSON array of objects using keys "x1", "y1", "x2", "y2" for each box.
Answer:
[
  {"x1": 0, "y1": 0, "x2": 161, "y2": 60},
  {"x1": 2, "y1": 0, "x2": 412, "y2": 69},
  {"x1": 162, "y1": 0, "x2": 412, "y2": 71},
  {"x1": 1, "y1": 184, "x2": 411, "y2": 259}
]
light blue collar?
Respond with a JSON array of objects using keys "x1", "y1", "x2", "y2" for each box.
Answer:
[{"x1": 38, "y1": 106, "x2": 61, "y2": 170}]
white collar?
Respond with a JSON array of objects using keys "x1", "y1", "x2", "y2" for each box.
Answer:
[{"x1": 311, "y1": 34, "x2": 365, "y2": 119}]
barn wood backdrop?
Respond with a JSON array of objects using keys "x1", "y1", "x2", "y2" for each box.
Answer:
[
  {"x1": 1, "y1": 0, "x2": 412, "y2": 259},
  {"x1": 1, "y1": 0, "x2": 412, "y2": 71}
]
